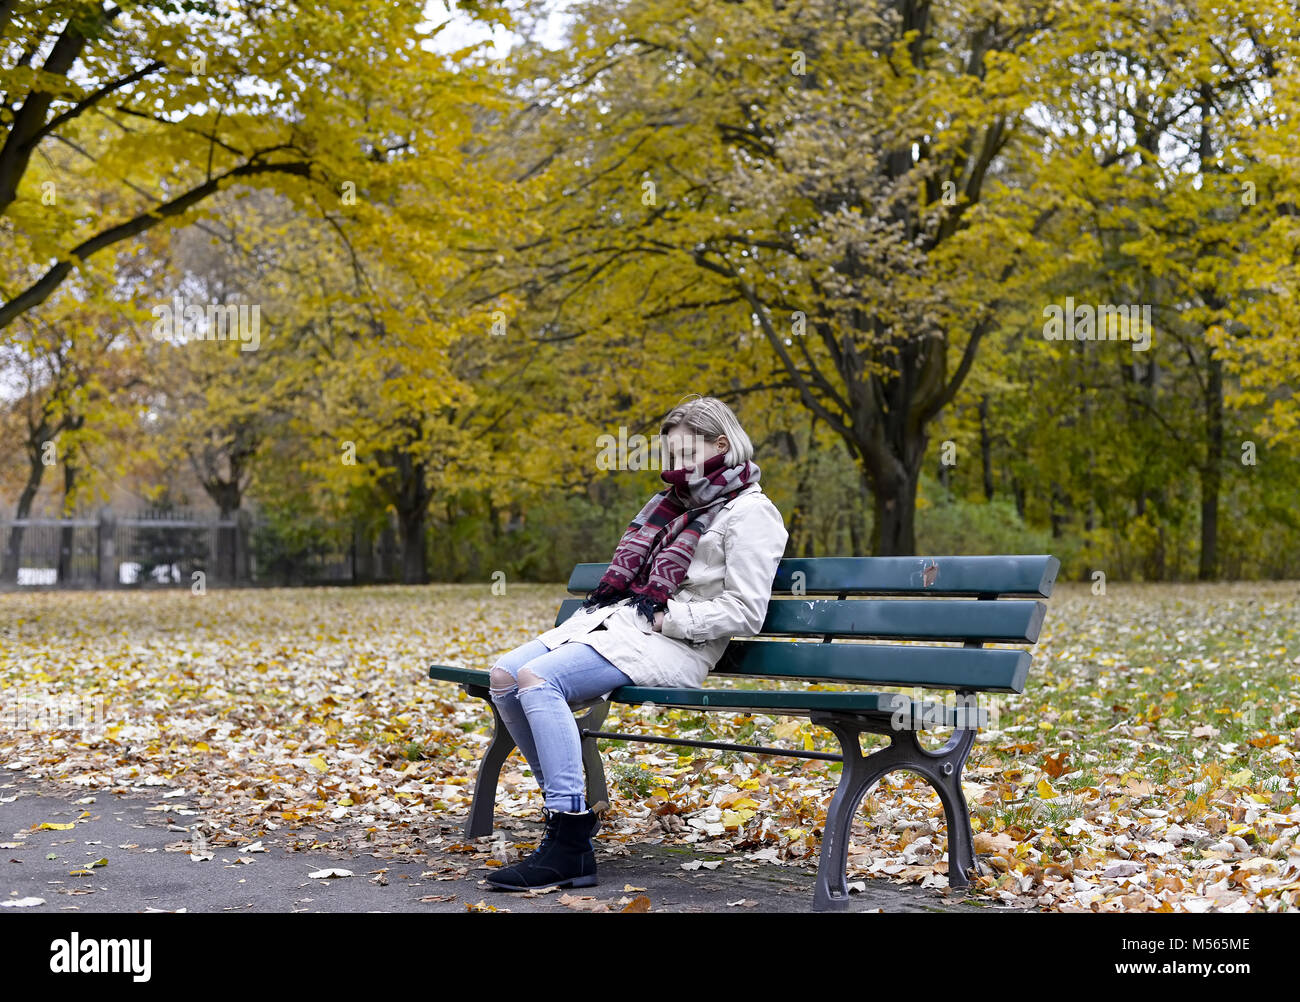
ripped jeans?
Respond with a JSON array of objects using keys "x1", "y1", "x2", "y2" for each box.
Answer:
[{"x1": 488, "y1": 638, "x2": 633, "y2": 812}]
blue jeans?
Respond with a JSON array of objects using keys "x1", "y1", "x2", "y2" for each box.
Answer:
[{"x1": 488, "y1": 638, "x2": 633, "y2": 812}]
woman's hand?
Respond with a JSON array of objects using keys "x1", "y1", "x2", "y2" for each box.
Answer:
[{"x1": 652, "y1": 610, "x2": 665, "y2": 632}]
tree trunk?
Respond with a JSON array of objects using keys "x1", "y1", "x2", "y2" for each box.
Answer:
[
  {"x1": 486, "y1": 492, "x2": 502, "y2": 545},
  {"x1": 215, "y1": 507, "x2": 238, "y2": 584},
  {"x1": 193, "y1": 466, "x2": 243, "y2": 584},
  {"x1": 786, "y1": 413, "x2": 816, "y2": 556},
  {"x1": 1195, "y1": 87, "x2": 1223, "y2": 582},
  {"x1": 378, "y1": 521, "x2": 397, "y2": 581},
  {"x1": 865, "y1": 454, "x2": 921, "y2": 556},
  {"x1": 1011, "y1": 474, "x2": 1025, "y2": 520},
  {"x1": 399, "y1": 506, "x2": 428, "y2": 585},
  {"x1": 389, "y1": 450, "x2": 431, "y2": 584},
  {"x1": 4, "y1": 457, "x2": 44, "y2": 584},
  {"x1": 353, "y1": 520, "x2": 375, "y2": 583},
  {"x1": 1049, "y1": 483, "x2": 1065, "y2": 539},
  {"x1": 57, "y1": 460, "x2": 76, "y2": 583},
  {"x1": 786, "y1": 503, "x2": 805, "y2": 555},
  {"x1": 847, "y1": 496, "x2": 866, "y2": 556},
  {"x1": 978, "y1": 395, "x2": 994, "y2": 501},
  {"x1": 1198, "y1": 354, "x2": 1223, "y2": 580}
]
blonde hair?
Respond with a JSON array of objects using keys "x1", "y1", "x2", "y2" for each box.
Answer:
[{"x1": 659, "y1": 394, "x2": 755, "y2": 467}]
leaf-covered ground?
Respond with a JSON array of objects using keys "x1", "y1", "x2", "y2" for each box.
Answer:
[{"x1": 2, "y1": 581, "x2": 1298, "y2": 912}]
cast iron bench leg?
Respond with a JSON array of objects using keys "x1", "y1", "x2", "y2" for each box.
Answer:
[
  {"x1": 924, "y1": 726, "x2": 979, "y2": 891},
  {"x1": 464, "y1": 689, "x2": 517, "y2": 838},
  {"x1": 809, "y1": 713, "x2": 980, "y2": 911},
  {"x1": 576, "y1": 699, "x2": 611, "y2": 810},
  {"x1": 809, "y1": 713, "x2": 914, "y2": 911},
  {"x1": 461, "y1": 685, "x2": 612, "y2": 838}
]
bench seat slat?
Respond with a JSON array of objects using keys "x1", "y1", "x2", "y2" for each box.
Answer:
[
  {"x1": 427, "y1": 664, "x2": 985, "y2": 728},
  {"x1": 433, "y1": 636, "x2": 1029, "y2": 693},
  {"x1": 605, "y1": 685, "x2": 985, "y2": 727},
  {"x1": 712, "y1": 640, "x2": 1030, "y2": 692},
  {"x1": 554, "y1": 596, "x2": 1046, "y2": 643},
  {"x1": 567, "y1": 554, "x2": 1059, "y2": 598}
]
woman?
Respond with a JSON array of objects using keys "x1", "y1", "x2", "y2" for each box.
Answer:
[{"x1": 485, "y1": 395, "x2": 789, "y2": 892}]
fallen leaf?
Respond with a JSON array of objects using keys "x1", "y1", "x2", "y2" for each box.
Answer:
[
  {"x1": 974, "y1": 831, "x2": 1016, "y2": 854},
  {"x1": 558, "y1": 893, "x2": 611, "y2": 912},
  {"x1": 1042, "y1": 752, "x2": 1069, "y2": 778}
]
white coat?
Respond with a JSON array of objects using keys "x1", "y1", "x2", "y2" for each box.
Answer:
[{"x1": 534, "y1": 482, "x2": 789, "y2": 692}]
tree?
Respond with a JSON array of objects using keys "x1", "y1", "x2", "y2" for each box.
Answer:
[
  {"x1": 1, "y1": 0, "x2": 515, "y2": 330},
  {"x1": 503, "y1": 0, "x2": 1117, "y2": 554}
]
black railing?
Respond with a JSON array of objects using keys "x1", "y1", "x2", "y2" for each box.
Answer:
[{"x1": 0, "y1": 509, "x2": 403, "y2": 589}]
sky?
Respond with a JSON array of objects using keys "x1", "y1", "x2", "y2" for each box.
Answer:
[{"x1": 421, "y1": 0, "x2": 579, "y2": 59}]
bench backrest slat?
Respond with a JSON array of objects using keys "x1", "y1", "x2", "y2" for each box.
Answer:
[
  {"x1": 712, "y1": 639, "x2": 1031, "y2": 693},
  {"x1": 555, "y1": 597, "x2": 1046, "y2": 644},
  {"x1": 566, "y1": 555, "x2": 1059, "y2": 598}
]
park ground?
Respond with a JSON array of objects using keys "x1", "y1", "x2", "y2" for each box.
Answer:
[{"x1": 2, "y1": 580, "x2": 1299, "y2": 912}]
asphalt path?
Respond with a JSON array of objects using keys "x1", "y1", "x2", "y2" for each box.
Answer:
[{"x1": 0, "y1": 767, "x2": 1018, "y2": 914}]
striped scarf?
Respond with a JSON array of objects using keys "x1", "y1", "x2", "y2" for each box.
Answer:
[{"x1": 582, "y1": 450, "x2": 760, "y2": 624}]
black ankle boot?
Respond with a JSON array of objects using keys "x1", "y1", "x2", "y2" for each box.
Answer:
[{"x1": 486, "y1": 808, "x2": 600, "y2": 891}]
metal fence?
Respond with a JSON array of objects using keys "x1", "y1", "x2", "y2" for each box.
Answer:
[
  {"x1": 0, "y1": 509, "x2": 242, "y2": 589},
  {"x1": 0, "y1": 492, "x2": 484, "y2": 591},
  {"x1": 0, "y1": 507, "x2": 405, "y2": 589},
  {"x1": 1, "y1": 517, "x2": 99, "y2": 586}
]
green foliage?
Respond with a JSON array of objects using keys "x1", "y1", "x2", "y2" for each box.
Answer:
[
  {"x1": 608, "y1": 761, "x2": 657, "y2": 799},
  {"x1": 250, "y1": 508, "x2": 348, "y2": 586},
  {"x1": 917, "y1": 475, "x2": 1060, "y2": 559},
  {"x1": 427, "y1": 480, "x2": 650, "y2": 583}
]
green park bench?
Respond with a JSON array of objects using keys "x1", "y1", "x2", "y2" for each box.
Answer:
[{"x1": 427, "y1": 553, "x2": 1058, "y2": 911}]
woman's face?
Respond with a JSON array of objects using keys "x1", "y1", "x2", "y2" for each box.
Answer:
[{"x1": 663, "y1": 424, "x2": 727, "y2": 472}]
